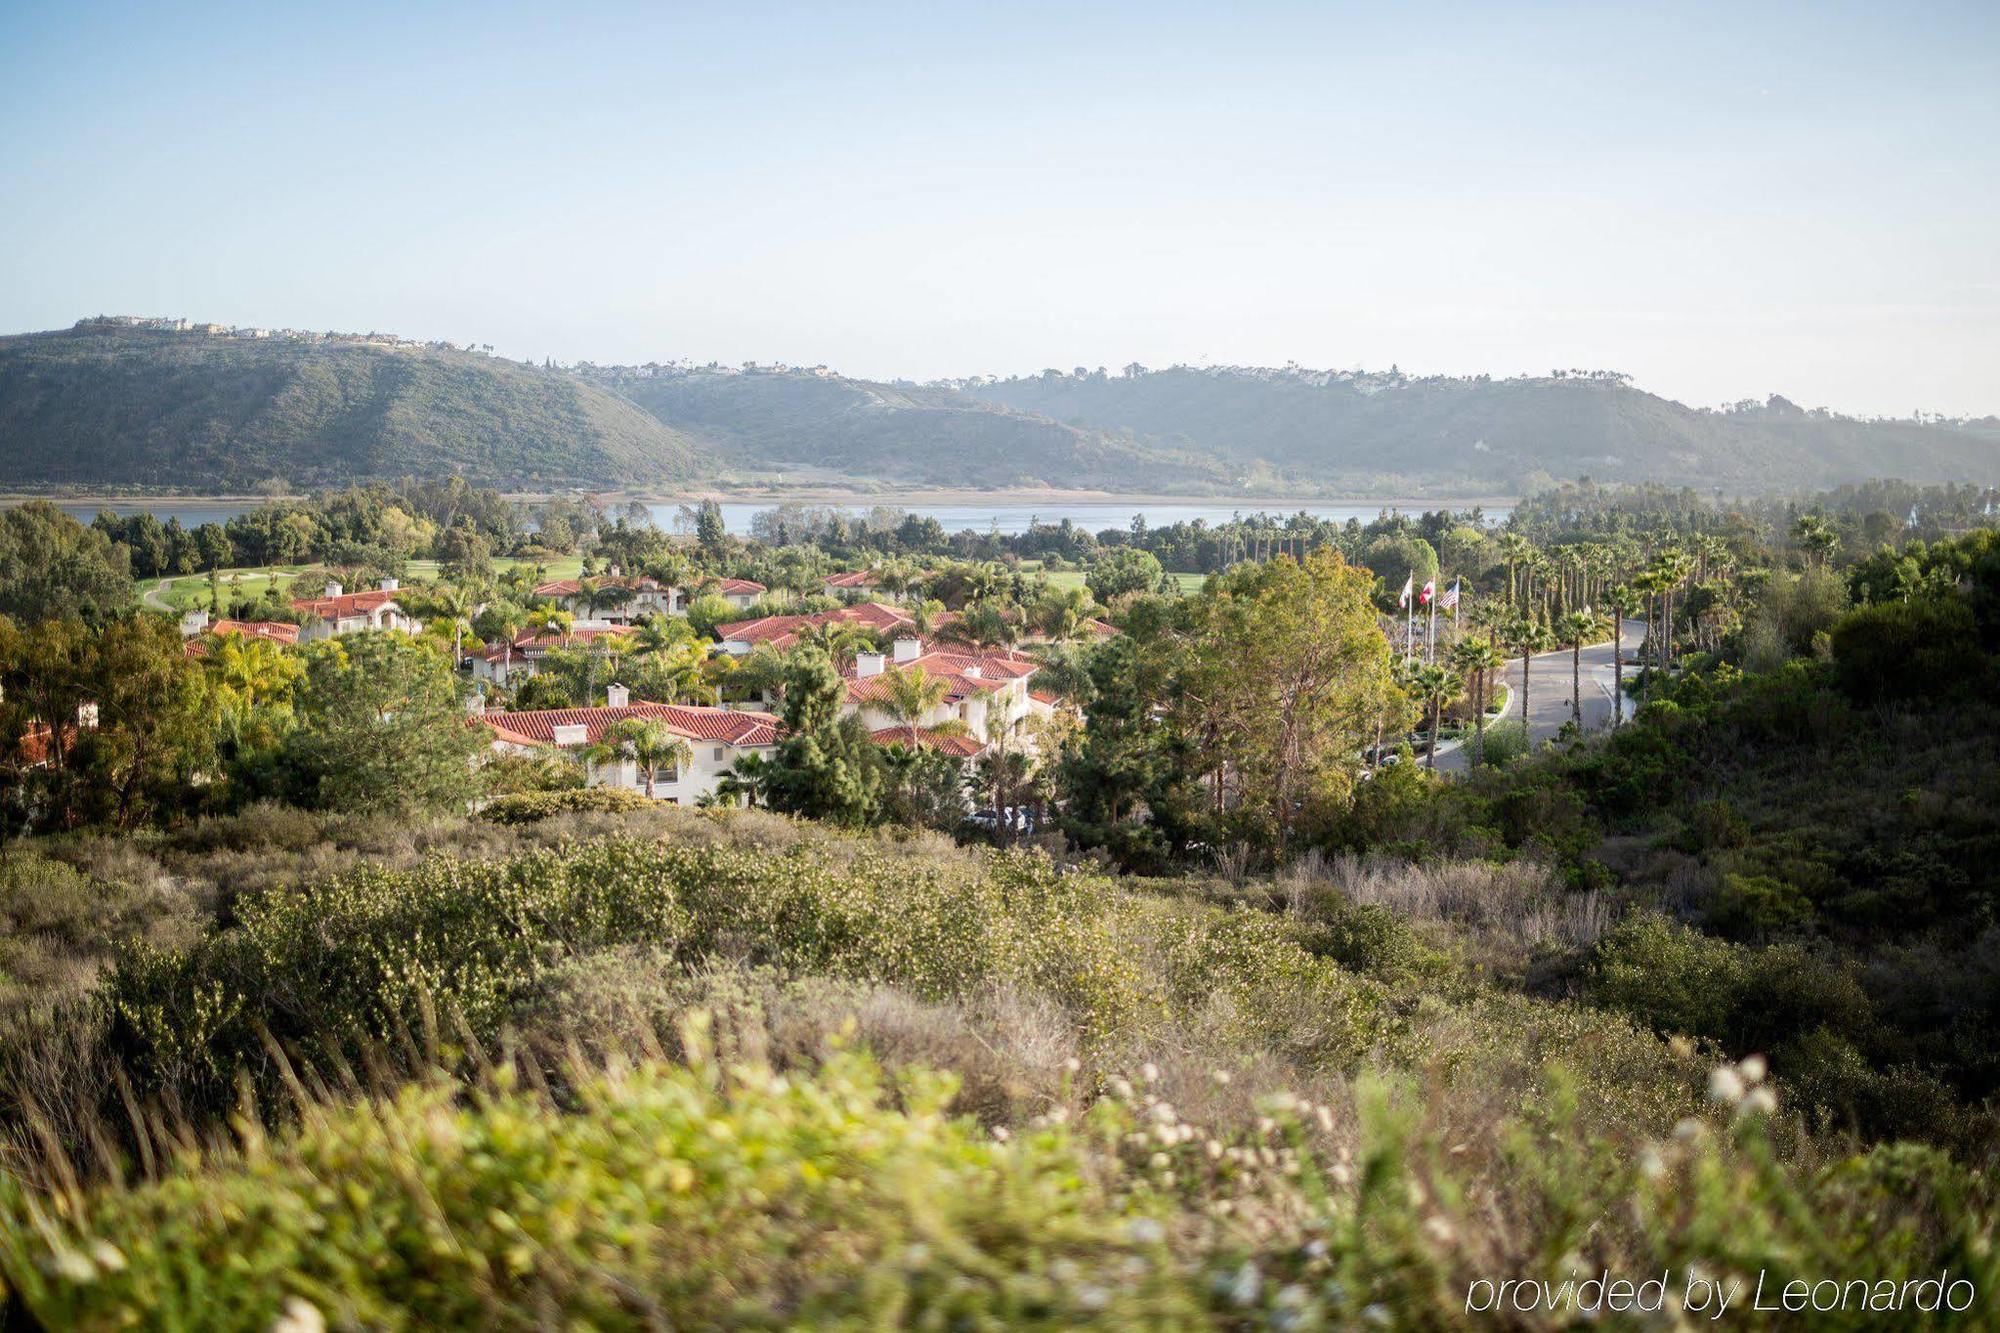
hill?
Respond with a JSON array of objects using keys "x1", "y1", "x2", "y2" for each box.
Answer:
[
  {"x1": 595, "y1": 365, "x2": 1227, "y2": 490},
  {"x1": 0, "y1": 324, "x2": 705, "y2": 491},
  {"x1": 957, "y1": 366, "x2": 2000, "y2": 493}
]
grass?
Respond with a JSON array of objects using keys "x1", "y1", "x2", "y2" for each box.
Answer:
[{"x1": 148, "y1": 555, "x2": 590, "y2": 611}]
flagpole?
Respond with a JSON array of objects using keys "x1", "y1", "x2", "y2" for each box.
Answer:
[{"x1": 1427, "y1": 595, "x2": 1436, "y2": 663}]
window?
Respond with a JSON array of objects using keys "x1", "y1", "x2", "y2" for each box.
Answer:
[{"x1": 713, "y1": 747, "x2": 726, "y2": 761}]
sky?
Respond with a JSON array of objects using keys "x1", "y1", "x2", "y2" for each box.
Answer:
[{"x1": 2, "y1": 1, "x2": 1996, "y2": 418}]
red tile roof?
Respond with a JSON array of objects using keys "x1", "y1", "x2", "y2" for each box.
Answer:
[
  {"x1": 823, "y1": 570, "x2": 879, "y2": 590},
  {"x1": 715, "y1": 601, "x2": 918, "y2": 649},
  {"x1": 867, "y1": 726, "x2": 986, "y2": 758},
  {"x1": 212, "y1": 619, "x2": 300, "y2": 645},
  {"x1": 479, "y1": 625, "x2": 636, "y2": 663},
  {"x1": 714, "y1": 578, "x2": 766, "y2": 596},
  {"x1": 481, "y1": 702, "x2": 778, "y2": 749},
  {"x1": 291, "y1": 589, "x2": 401, "y2": 620},
  {"x1": 532, "y1": 575, "x2": 668, "y2": 599},
  {"x1": 841, "y1": 650, "x2": 1036, "y2": 705}
]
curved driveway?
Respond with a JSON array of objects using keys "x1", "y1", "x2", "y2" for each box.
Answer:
[{"x1": 1436, "y1": 619, "x2": 1646, "y2": 773}]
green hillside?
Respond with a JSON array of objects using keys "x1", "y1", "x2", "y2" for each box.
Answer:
[
  {"x1": 960, "y1": 366, "x2": 2000, "y2": 492},
  {"x1": 600, "y1": 365, "x2": 1227, "y2": 490},
  {"x1": 0, "y1": 325, "x2": 706, "y2": 491}
]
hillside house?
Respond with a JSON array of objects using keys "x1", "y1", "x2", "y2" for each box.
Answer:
[
  {"x1": 840, "y1": 639, "x2": 1040, "y2": 756},
  {"x1": 476, "y1": 687, "x2": 779, "y2": 803},
  {"x1": 713, "y1": 601, "x2": 933, "y2": 656},
  {"x1": 532, "y1": 571, "x2": 767, "y2": 623},
  {"x1": 473, "y1": 622, "x2": 636, "y2": 686},
  {"x1": 290, "y1": 580, "x2": 419, "y2": 642}
]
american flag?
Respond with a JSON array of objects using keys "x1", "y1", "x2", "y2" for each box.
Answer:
[{"x1": 1438, "y1": 580, "x2": 1461, "y2": 611}]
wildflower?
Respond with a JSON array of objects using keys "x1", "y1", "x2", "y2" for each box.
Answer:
[
  {"x1": 1739, "y1": 1086, "x2": 1777, "y2": 1118},
  {"x1": 1150, "y1": 1152, "x2": 1172, "y2": 1170},
  {"x1": 1706, "y1": 1065, "x2": 1745, "y2": 1105},
  {"x1": 1063, "y1": 1056, "x2": 1082, "y2": 1074},
  {"x1": 991, "y1": 1125, "x2": 1011, "y2": 1141},
  {"x1": 1639, "y1": 1145, "x2": 1666, "y2": 1179},
  {"x1": 271, "y1": 1298, "x2": 326, "y2": 1333},
  {"x1": 1142, "y1": 1062, "x2": 1160, "y2": 1083},
  {"x1": 1211, "y1": 1068, "x2": 1232, "y2": 1085},
  {"x1": 1423, "y1": 1216, "x2": 1456, "y2": 1244},
  {"x1": 1128, "y1": 1217, "x2": 1165, "y2": 1245},
  {"x1": 1738, "y1": 1053, "x2": 1768, "y2": 1085},
  {"x1": 1229, "y1": 1262, "x2": 1263, "y2": 1307}
]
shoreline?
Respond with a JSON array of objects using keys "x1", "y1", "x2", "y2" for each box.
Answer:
[{"x1": 10, "y1": 487, "x2": 1517, "y2": 511}]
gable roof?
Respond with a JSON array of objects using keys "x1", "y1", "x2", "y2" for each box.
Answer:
[
  {"x1": 867, "y1": 726, "x2": 986, "y2": 758},
  {"x1": 823, "y1": 570, "x2": 879, "y2": 590},
  {"x1": 842, "y1": 650, "x2": 1036, "y2": 705},
  {"x1": 481, "y1": 702, "x2": 779, "y2": 749},
  {"x1": 211, "y1": 619, "x2": 301, "y2": 645},
  {"x1": 291, "y1": 589, "x2": 400, "y2": 620},
  {"x1": 532, "y1": 574, "x2": 667, "y2": 599},
  {"x1": 480, "y1": 624, "x2": 636, "y2": 663},
  {"x1": 713, "y1": 578, "x2": 766, "y2": 596},
  {"x1": 715, "y1": 601, "x2": 918, "y2": 649}
]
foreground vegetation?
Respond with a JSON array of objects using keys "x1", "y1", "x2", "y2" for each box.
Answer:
[{"x1": 0, "y1": 807, "x2": 1990, "y2": 1327}]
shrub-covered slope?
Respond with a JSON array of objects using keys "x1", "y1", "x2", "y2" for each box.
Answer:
[
  {"x1": 962, "y1": 367, "x2": 2000, "y2": 492},
  {"x1": 0, "y1": 327, "x2": 706, "y2": 490},
  {"x1": 602, "y1": 366, "x2": 1228, "y2": 490}
]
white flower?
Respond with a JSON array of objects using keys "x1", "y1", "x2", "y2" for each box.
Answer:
[
  {"x1": 1141, "y1": 1062, "x2": 1160, "y2": 1083},
  {"x1": 271, "y1": 1298, "x2": 326, "y2": 1333},
  {"x1": 1738, "y1": 1053, "x2": 1768, "y2": 1085},
  {"x1": 1211, "y1": 1068, "x2": 1232, "y2": 1085},
  {"x1": 1707, "y1": 1065, "x2": 1746, "y2": 1105},
  {"x1": 1738, "y1": 1086, "x2": 1778, "y2": 1117}
]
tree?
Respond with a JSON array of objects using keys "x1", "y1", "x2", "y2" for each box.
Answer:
[
  {"x1": 1602, "y1": 585, "x2": 1644, "y2": 725},
  {"x1": 879, "y1": 664, "x2": 948, "y2": 746},
  {"x1": 1555, "y1": 609, "x2": 1598, "y2": 726},
  {"x1": 1181, "y1": 551, "x2": 1400, "y2": 856},
  {"x1": 759, "y1": 648, "x2": 880, "y2": 826},
  {"x1": 431, "y1": 581, "x2": 478, "y2": 664},
  {"x1": 1086, "y1": 548, "x2": 1164, "y2": 603},
  {"x1": 0, "y1": 503, "x2": 133, "y2": 626},
  {"x1": 685, "y1": 593, "x2": 736, "y2": 639},
  {"x1": 1449, "y1": 637, "x2": 1505, "y2": 766},
  {"x1": 586, "y1": 718, "x2": 691, "y2": 799},
  {"x1": 1501, "y1": 615, "x2": 1546, "y2": 747},
  {"x1": 694, "y1": 501, "x2": 729, "y2": 560},
  {"x1": 1409, "y1": 663, "x2": 1454, "y2": 770},
  {"x1": 281, "y1": 634, "x2": 484, "y2": 815}
]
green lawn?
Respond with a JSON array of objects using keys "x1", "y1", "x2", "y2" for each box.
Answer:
[{"x1": 147, "y1": 554, "x2": 589, "y2": 612}]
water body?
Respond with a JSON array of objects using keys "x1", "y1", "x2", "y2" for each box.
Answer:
[{"x1": 40, "y1": 497, "x2": 1509, "y2": 537}]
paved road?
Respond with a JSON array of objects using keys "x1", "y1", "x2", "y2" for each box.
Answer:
[
  {"x1": 142, "y1": 577, "x2": 174, "y2": 611},
  {"x1": 1437, "y1": 619, "x2": 1646, "y2": 773}
]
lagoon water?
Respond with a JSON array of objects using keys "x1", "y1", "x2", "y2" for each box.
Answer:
[{"x1": 45, "y1": 497, "x2": 1509, "y2": 537}]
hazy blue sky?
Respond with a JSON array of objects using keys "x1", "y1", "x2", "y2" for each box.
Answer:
[{"x1": 3, "y1": 1, "x2": 1995, "y2": 416}]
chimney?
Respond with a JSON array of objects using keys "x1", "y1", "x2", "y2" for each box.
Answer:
[
  {"x1": 855, "y1": 651, "x2": 885, "y2": 678},
  {"x1": 606, "y1": 683, "x2": 630, "y2": 708},
  {"x1": 893, "y1": 636, "x2": 922, "y2": 663},
  {"x1": 379, "y1": 577, "x2": 399, "y2": 592},
  {"x1": 607, "y1": 564, "x2": 621, "y2": 578},
  {"x1": 552, "y1": 723, "x2": 589, "y2": 747},
  {"x1": 325, "y1": 580, "x2": 343, "y2": 598}
]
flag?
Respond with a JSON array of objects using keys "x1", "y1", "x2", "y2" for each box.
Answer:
[
  {"x1": 1419, "y1": 579, "x2": 1436, "y2": 606},
  {"x1": 1397, "y1": 575, "x2": 1413, "y2": 608},
  {"x1": 1439, "y1": 580, "x2": 1461, "y2": 612}
]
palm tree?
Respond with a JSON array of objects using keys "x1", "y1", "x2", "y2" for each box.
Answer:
[
  {"x1": 1411, "y1": 662, "x2": 1455, "y2": 769},
  {"x1": 1556, "y1": 608, "x2": 1597, "y2": 727},
  {"x1": 1449, "y1": 637, "x2": 1504, "y2": 766},
  {"x1": 528, "y1": 606, "x2": 574, "y2": 646},
  {"x1": 1030, "y1": 585, "x2": 1098, "y2": 643},
  {"x1": 1602, "y1": 585, "x2": 1643, "y2": 725},
  {"x1": 486, "y1": 603, "x2": 526, "y2": 683},
  {"x1": 432, "y1": 581, "x2": 477, "y2": 665},
  {"x1": 718, "y1": 751, "x2": 772, "y2": 808},
  {"x1": 881, "y1": 664, "x2": 949, "y2": 745},
  {"x1": 585, "y1": 718, "x2": 691, "y2": 800},
  {"x1": 1501, "y1": 615, "x2": 1545, "y2": 744}
]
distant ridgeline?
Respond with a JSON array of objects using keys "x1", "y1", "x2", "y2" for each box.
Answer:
[{"x1": 1, "y1": 319, "x2": 1996, "y2": 494}]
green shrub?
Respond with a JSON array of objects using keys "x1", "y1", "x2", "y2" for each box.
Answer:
[
  {"x1": 1833, "y1": 598, "x2": 1981, "y2": 703},
  {"x1": 480, "y1": 787, "x2": 651, "y2": 823}
]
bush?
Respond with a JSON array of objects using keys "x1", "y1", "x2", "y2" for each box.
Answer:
[
  {"x1": 480, "y1": 788, "x2": 651, "y2": 823},
  {"x1": 1833, "y1": 597, "x2": 1982, "y2": 703}
]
